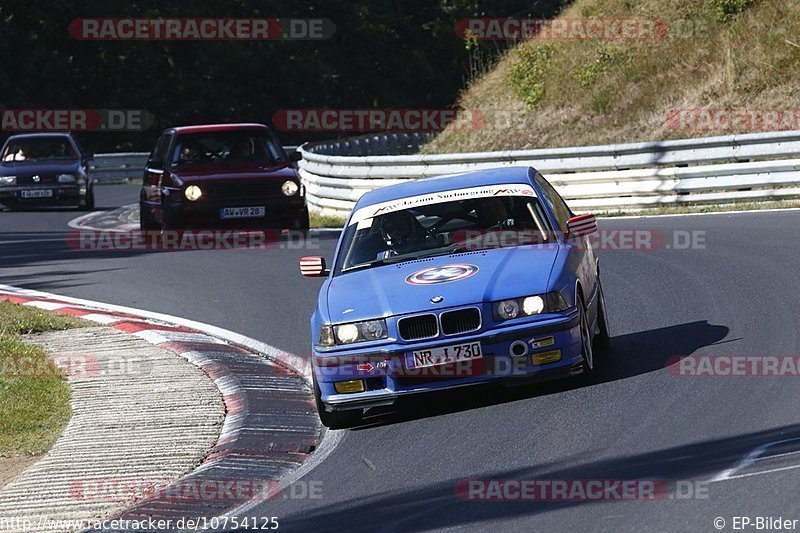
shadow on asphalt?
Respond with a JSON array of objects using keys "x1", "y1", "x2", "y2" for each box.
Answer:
[
  {"x1": 249, "y1": 423, "x2": 800, "y2": 533},
  {"x1": 0, "y1": 230, "x2": 343, "y2": 272},
  {"x1": 347, "y1": 320, "x2": 729, "y2": 430},
  {"x1": 0, "y1": 206, "x2": 117, "y2": 213}
]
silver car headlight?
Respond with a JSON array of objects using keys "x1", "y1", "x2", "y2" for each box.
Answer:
[
  {"x1": 494, "y1": 292, "x2": 568, "y2": 321},
  {"x1": 57, "y1": 174, "x2": 76, "y2": 183},
  {"x1": 318, "y1": 319, "x2": 388, "y2": 347},
  {"x1": 0, "y1": 176, "x2": 16, "y2": 186}
]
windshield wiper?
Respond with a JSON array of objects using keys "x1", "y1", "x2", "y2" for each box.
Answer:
[
  {"x1": 422, "y1": 243, "x2": 479, "y2": 256},
  {"x1": 343, "y1": 255, "x2": 420, "y2": 272}
]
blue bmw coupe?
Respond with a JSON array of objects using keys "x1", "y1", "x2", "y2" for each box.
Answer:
[{"x1": 300, "y1": 166, "x2": 610, "y2": 428}]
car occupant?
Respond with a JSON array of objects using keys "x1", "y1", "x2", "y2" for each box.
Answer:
[
  {"x1": 474, "y1": 197, "x2": 515, "y2": 230},
  {"x1": 180, "y1": 143, "x2": 203, "y2": 163},
  {"x1": 3, "y1": 145, "x2": 26, "y2": 161},
  {"x1": 379, "y1": 210, "x2": 430, "y2": 256},
  {"x1": 231, "y1": 139, "x2": 254, "y2": 159},
  {"x1": 53, "y1": 142, "x2": 69, "y2": 158}
]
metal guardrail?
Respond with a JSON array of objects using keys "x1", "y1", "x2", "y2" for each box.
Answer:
[
  {"x1": 307, "y1": 133, "x2": 433, "y2": 156},
  {"x1": 298, "y1": 130, "x2": 800, "y2": 216},
  {"x1": 90, "y1": 146, "x2": 300, "y2": 183},
  {"x1": 90, "y1": 153, "x2": 149, "y2": 183}
]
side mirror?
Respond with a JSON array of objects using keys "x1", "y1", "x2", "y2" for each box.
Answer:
[
  {"x1": 300, "y1": 256, "x2": 328, "y2": 277},
  {"x1": 566, "y1": 214, "x2": 597, "y2": 238},
  {"x1": 146, "y1": 158, "x2": 164, "y2": 170},
  {"x1": 82, "y1": 151, "x2": 94, "y2": 161},
  {"x1": 289, "y1": 151, "x2": 302, "y2": 163}
]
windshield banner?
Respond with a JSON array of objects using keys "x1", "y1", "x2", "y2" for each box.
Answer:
[{"x1": 348, "y1": 183, "x2": 537, "y2": 226}]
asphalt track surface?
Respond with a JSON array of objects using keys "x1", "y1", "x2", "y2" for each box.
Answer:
[{"x1": 3, "y1": 184, "x2": 800, "y2": 532}]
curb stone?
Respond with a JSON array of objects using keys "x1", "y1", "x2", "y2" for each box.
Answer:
[{"x1": 0, "y1": 285, "x2": 323, "y2": 533}]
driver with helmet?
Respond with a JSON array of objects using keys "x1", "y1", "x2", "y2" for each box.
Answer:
[{"x1": 379, "y1": 210, "x2": 432, "y2": 256}]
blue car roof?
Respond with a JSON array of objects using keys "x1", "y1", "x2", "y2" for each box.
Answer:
[
  {"x1": 4, "y1": 132, "x2": 74, "y2": 141},
  {"x1": 355, "y1": 166, "x2": 537, "y2": 207}
]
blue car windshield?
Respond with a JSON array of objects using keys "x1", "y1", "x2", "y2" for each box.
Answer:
[{"x1": 335, "y1": 194, "x2": 554, "y2": 275}]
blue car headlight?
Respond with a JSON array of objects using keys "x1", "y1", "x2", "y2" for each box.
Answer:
[
  {"x1": 318, "y1": 319, "x2": 388, "y2": 347},
  {"x1": 57, "y1": 174, "x2": 76, "y2": 183},
  {"x1": 493, "y1": 292, "x2": 568, "y2": 321},
  {"x1": 0, "y1": 176, "x2": 16, "y2": 186}
]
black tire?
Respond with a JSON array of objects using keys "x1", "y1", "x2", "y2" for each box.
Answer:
[
  {"x1": 313, "y1": 373, "x2": 362, "y2": 429},
  {"x1": 161, "y1": 207, "x2": 178, "y2": 230},
  {"x1": 594, "y1": 281, "x2": 611, "y2": 351},
  {"x1": 139, "y1": 203, "x2": 160, "y2": 230},
  {"x1": 578, "y1": 293, "x2": 595, "y2": 380},
  {"x1": 78, "y1": 187, "x2": 95, "y2": 211},
  {"x1": 294, "y1": 207, "x2": 310, "y2": 234}
]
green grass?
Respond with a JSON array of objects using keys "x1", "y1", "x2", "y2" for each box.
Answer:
[
  {"x1": 428, "y1": 0, "x2": 800, "y2": 153},
  {"x1": 598, "y1": 198, "x2": 800, "y2": 217},
  {"x1": 0, "y1": 301, "x2": 85, "y2": 457},
  {"x1": 309, "y1": 211, "x2": 347, "y2": 229}
]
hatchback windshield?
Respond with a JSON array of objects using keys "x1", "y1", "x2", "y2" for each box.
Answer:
[
  {"x1": 170, "y1": 130, "x2": 286, "y2": 167},
  {"x1": 335, "y1": 193, "x2": 555, "y2": 274},
  {"x1": 1, "y1": 137, "x2": 76, "y2": 162}
]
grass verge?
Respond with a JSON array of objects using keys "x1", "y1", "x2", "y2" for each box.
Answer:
[
  {"x1": 0, "y1": 301, "x2": 85, "y2": 457},
  {"x1": 309, "y1": 211, "x2": 347, "y2": 229},
  {"x1": 429, "y1": 0, "x2": 800, "y2": 153},
  {"x1": 598, "y1": 199, "x2": 800, "y2": 217}
]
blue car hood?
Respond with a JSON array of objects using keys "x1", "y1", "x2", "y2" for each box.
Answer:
[{"x1": 325, "y1": 245, "x2": 561, "y2": 322}]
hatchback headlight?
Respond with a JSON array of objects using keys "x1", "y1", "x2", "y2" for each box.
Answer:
[
  {"x1": 0, "y1": 176, "x2": 16, "y2": 186},
  {"x1": 281, "y1": 180, "x2": 299, "y2": 196},
  {"x1": 57, "y1": 174, "x2": 76, "y2": 183},
  {"x1": 184, "y1": 185, "x2": 202, "y2": 201},
  {"x1": 494, "y1": 292, "x2": 568, "y2": 321},
  {"x1": 318, "y1": 319, "x2": 388, "y2": 347}
]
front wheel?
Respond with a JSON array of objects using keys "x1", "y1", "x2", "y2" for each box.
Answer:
[
  {"x1": 78, "y1": 187, "x2": 95, "y2": 211},
  {"x1": 139, "y1": 203, "x2": 160, "y2": 230},
  {"x1": 161, "y1": 207, "x2": 179, "y2": 230},
  {"x1": 578, "y1": 294, "x2": 595, "y2": 380},
  {"x1": 313, "y1": 373, "x2": 362, "y2": 429},
  {"x1": 594, "y1": 281, "x2": 611, "y2": 350},
  {"x1": 293, "y1": 207, "x2": 310, "y2": 235}
]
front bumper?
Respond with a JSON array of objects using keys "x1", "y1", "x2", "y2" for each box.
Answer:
[
  {"x1": 161, "y1": 196, "x2": 306, "y2": 227},
  {"x1": 0, "y1": 184, "x2": 86, "y2": 206},
  {"x1": 313, "y1": 311, "x2": 583, "y2": 411}
]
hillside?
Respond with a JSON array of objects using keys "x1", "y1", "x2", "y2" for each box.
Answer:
[{"x1": 427, "y1": 0, "x2": 800, "y2": 153}]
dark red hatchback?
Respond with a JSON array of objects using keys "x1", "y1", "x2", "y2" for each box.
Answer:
[{"x1": 139, "y1": 123, "x2": 308, "y2": 230}]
